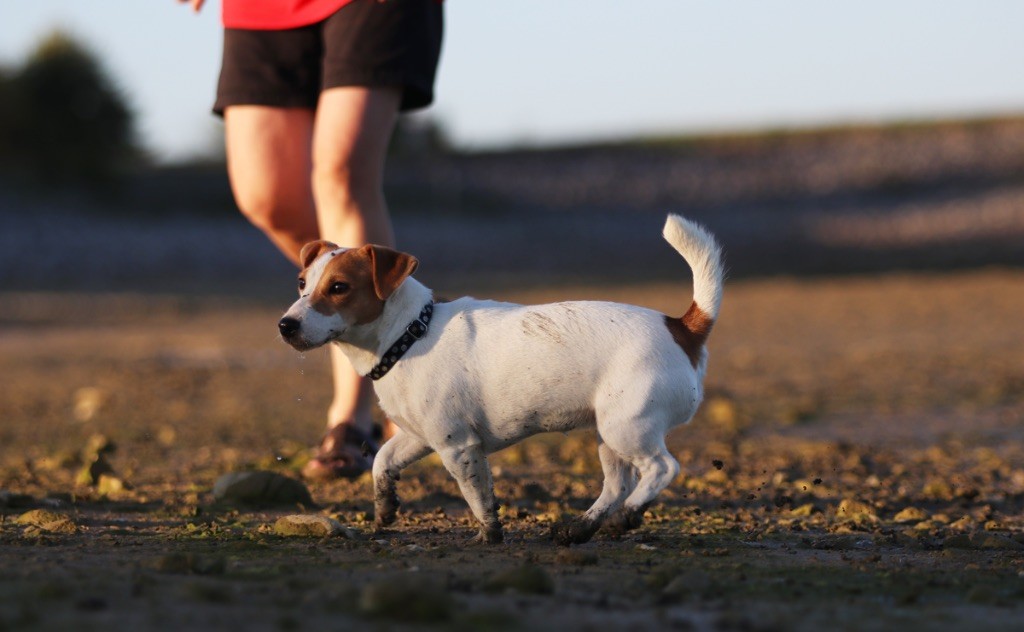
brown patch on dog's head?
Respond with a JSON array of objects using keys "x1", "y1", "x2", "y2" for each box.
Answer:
[
  {"x1": 299, "y1": 240, "x2": 340, "y2": 270},
  {"x1": 664, "y1": 302, "x2": 715, "y2": 367},
  {"x1": 306, "y1": 245, "x2": 418, "y2": 325}
]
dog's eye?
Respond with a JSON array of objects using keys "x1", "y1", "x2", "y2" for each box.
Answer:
[
  {"x1": 297, "y1": 278, "x2": 306, "y2": 292},
  {"x1": 330, "y1": 282, "x2": 350, "y2": 295}
]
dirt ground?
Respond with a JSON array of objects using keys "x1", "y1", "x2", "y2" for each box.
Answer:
[{"x1": 2, "y1": 268, "x2": 1024, "y2": 631}]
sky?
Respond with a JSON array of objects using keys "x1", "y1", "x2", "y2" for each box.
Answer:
[{"x1": 2, "y1": 1, "x2": 1023, "y2": 162}]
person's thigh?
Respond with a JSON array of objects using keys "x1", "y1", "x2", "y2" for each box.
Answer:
[
  {"x1": 224, "y1": 105, "x2": 319, "y2": 262},
  {"x1": 311, "y1": 87, "x2": 401, "y2": 247},
  {"x1": 311, "y1": 87, "x2": 400, "y2": 189}
]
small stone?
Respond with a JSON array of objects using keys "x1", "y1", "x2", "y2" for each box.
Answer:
[
  {"x1": 97, "y1": 474, "x2": 129, "y2": 496},
  {"x1": 893, "y1": 507, "x2": 929, "y2": 524},
  {"x1": 835, "y1": 499, "x2": 878, "y2": 525},
  {"x1": 15, "y1": 509, "x2": 78, "y2": 534},
  {"x1": 483, "y1": 565, "x2": 554, "y2": 595},
  {"x1": 212, "y1": 471, "x2": 313, "y2": 506},
  {"x1": 273, "y1": 514, "x2": 351, "y2": 538},
  {"x1": 790, "y1": 503, "x2": 817, "y2": 517}
]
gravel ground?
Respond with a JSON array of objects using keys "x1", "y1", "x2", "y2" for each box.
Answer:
[{"x1": 2, "y1": 268, "x2": 1023, "y2": 631}]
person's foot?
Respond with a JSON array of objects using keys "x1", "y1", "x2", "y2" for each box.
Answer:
[{"x1": 301, "y1": 423, "x2": 379, "y2": 481}]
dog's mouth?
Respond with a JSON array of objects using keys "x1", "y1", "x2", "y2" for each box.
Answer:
[{"x1": 278, "y1": 320, "x2": 345, "y2": 351}]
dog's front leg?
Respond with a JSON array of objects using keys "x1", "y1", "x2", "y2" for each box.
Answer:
[
  {"x1": 437, "y1": 442, "x2": 503, "y2": 544},
  {"x1": 372, "y1": 430, "x2": 432, "y2": 529}
]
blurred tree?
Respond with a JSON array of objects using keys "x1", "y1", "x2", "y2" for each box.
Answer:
[{"x1": 0, "y1": 30, "x2": 143, "y2": 190}]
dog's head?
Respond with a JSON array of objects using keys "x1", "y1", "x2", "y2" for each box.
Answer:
[{"x1": 278, "y1": 240, "x2": 418, "y2": 351}]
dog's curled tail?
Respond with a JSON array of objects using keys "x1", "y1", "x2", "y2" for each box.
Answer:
[{"x1": 662, "y1": 215, "x2": 725, "y2": 358}]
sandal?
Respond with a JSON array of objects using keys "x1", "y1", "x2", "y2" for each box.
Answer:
[{"x1": 301, "y1": 423, "x2": 379, "y2": 481}]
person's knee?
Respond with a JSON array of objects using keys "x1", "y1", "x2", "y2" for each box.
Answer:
[
  {"x1": 311, "y1": 157, "x2": 379, "y2": 210},
  {"x1": 234, "y1": 185, "x2": 312, "y2": 241}
]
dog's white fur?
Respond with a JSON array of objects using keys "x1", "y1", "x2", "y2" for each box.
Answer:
[{"x1": 280, "y1": 214, "x2": 724, "y2": 544}]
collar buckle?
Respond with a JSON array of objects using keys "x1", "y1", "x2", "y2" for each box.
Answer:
[{"x1": 406, "y1": 318, "x2": 428, "y2": 340}]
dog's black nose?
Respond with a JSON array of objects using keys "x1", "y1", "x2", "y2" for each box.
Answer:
[{"x1": 278, "y1": 317, "x2": 301, "y2": 338}]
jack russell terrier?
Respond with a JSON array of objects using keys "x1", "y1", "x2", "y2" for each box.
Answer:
[{"x1": 278, "y1": 215, "x2": 724, "y2": 545}]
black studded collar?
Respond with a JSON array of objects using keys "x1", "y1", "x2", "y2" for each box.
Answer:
[{"x1": 368, "y1": 302, "x2": 434, "y2": 381}]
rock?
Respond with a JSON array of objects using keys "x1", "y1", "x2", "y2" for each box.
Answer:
[
  {"x1": 483, "y1": 565, "x2": 554, "y2": 595},
  {"x1": 835, "y1": 499, "x2": 878, "y2": 525},
  {"x1": 359, "y1": 576, "x2": 452, "y2": 622},
  {"x1": 273, "y1": 514, "x2": 353, "y2": 538},
  {"x1": 15, "y1": 509, "x2": 78, "y2": 534},
  {"x1": 97, "y1": 474, "x2": 129, "y2": 496},
  {"x1": 790, "y1": 503, "x2": 818, "y2": 517},
  {"x1": 893, "y1": 507, "x2": 929, "y2": 524},
  {"x1": 212, "y1": 471, "x2": 313, "y2": 506}
]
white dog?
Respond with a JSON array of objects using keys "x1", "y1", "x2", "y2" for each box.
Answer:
[{"x1": 278, "y1": 215, "x2": 724, "y2": 545}]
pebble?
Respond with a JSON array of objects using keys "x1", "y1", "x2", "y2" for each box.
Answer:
[
  {"x1": 212, "y1": 471, "x2": 313, "y2": 505},
  {"x1": 15, "y1": 509, "x2": 78, "y2": 534},
  {"x1": 273, "y1": 514, "x2": 354, "y2": 538}
]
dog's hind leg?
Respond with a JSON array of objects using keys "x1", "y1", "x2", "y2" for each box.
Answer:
[
  {"x1": 437, "y1": 442, "x2": 503, "y2": 544},
  {"x1": 603, "y1": 441, "x2": 680, "y2": 536},
  {"x1": 552, "y1": 439, "x2": 637, "y2": 545},
  {"x1": 372, "y1": 430, "x2": 432, "y2": 528}
]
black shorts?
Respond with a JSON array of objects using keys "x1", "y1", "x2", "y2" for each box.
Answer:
[{"x1": 214, "y1": 0, "x2": 443, "y2": 115}]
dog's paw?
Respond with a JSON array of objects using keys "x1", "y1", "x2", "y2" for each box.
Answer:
[
  {"x1": 550, "y1": 517, "x2": 599, "y2": 546},
  {"x1": 374, "y1": 505, "x2": 398, "y2": 528},
  {"x1": 374, "y1": 495, "x2": 400, "y2": 527},
  {"x1": 602, "y1": 507, "x2": 645, "y2": 537},
  {"x1": 469, "y1": 524, "x2": 504, "y2": 545}
]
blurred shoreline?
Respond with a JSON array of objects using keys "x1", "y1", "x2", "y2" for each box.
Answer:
[{"x1": 3, "y1": 116, "x2": 1022, "y2": 299}]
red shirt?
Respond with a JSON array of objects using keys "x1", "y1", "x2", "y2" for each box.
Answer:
[{"x1": 222, "y1": 0, "x2": 355, "y2": 30}]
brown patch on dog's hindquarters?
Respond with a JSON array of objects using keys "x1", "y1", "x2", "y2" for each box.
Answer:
[{"x1": 664, "y1": 301, "x2": 715, "y2": 367}]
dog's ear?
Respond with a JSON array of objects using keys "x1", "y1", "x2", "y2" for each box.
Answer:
[
  {"x1": 299, "y1": 240, "x2": 339, "y2": 269},
  {"x1": 363, "y1": 245, "x2": 419, "y2": 300}
]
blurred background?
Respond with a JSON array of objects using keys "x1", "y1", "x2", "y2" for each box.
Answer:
[{"x1": 1, "y1": 0, "x2": 1023, "y2": 297}]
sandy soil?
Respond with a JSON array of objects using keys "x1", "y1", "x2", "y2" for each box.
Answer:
[{"x1": 2, "y1": 269, "x2": 1024, "y2": 631}]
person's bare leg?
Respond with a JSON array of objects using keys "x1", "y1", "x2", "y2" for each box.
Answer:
[
  {"x1": 311, "y1": 87, "x2": 402, "y2": 436},
  {"x1": 223, "y1": 106, "x2": 318, "y2": 266}
]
